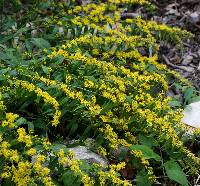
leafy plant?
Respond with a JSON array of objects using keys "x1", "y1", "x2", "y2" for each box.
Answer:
[
  {"x1": 0, "y1": 0, "x2": 200, "y2": 185},
  {"x1": 164, "y1": 160, "x2": 188, "y2": 186}
]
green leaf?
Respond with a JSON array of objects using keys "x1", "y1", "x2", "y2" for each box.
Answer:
[
  {"x1": 15, "y1": 117, "x2": 27, "y2": 127},
  {"x1": 130, "y1": 145, "x2": 161, "y2": 161},
  {"x1": 33, "y1": 117, "x2": 46, "y2": 129},
  {"x1": 42, "y1": 65, "x2": 49, "y2": 74},
  {"x1": 14, "y1": 27, "x2": 28, "y2": 36},
  {"x1": 79, "y1": 160, "x2": 91, "y2": 172},
  {"x1": 173, "y1": 82, "x2": 183, "y2": 90},
  {"x1": 164, "y1": 160, "x2": 188, "y2": 186},
  {"x1": 60, "y1": 97, "x2": 70, "y2": 105},
  {"x1": 31, "y1": 38, "x2": 51, "y2": 49},
  {"x1": 27, "y1": 122, "x2": 34, "y2": 131},
  {"x1": 169, "y1": 100, "x2": 182, "y2": 107},
  {"x1": 68, "y1": 121, "x2": 78, "y2": 137},
  {"x1": 39, "y1": 1, "x2": 50, "y2": 9},
  {"x1": 184, "y1": 87, "x2": 194, "y2": 105},
  {"x1": 11, "y1": 0, "x2": 22, "y2": 9},
  {"x1": 81, "y1": 125, "x2": 93, "y2": 140},
  {"x1": 0, "y1": 44, "x2": 6, "y2": 49},
  {"x1": 0, "y1": 35, "x2": 13, "y2": 44},
  {"x1": 25, "y1": 40, "x2": 33, "y2": 52},
  {"x1": 62, "y1": 170, "x2": 81, "y2": 186},
  {"x1": 136, "y1": 169, "x2": 151, "y2": 186},
  {"x1": 51, "y1": 143, "x2": 68, "y2": 153},
  {"x1": 139, "y1": 135, "x2": 158, "y2": 148},
  {"x1": 188, "y1": 96, "x2": 200, "y2": 104},
  {"x1": 146, "y1": 64, "x2": 156, "y2": 72},
  {"x1": 126, "y1": 96, "x2": 132, "y2": 104},
  {"x1": 100, "y1": 101, "x2": 114, "y2": 115},
  {"x1": 96, "y1": 134, "x2": 104, "y2": 146}
]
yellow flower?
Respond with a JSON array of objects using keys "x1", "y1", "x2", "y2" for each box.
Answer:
[
  {"x1": 27, "y1": 148, "x2": 37, "y2": 156},
  {"x1": 84, "y1": 79, "x2": 95, "y2": 88},
  {"x1": 92, "y1": 49, "x2": 99, "y2": 55},
  {"x1": 0, "y1": 135, "x2": 2, "y2": 142},
  {"x1": 10, "y1": 150, "x2": 19, "y2": 162},
  {"x1": 57, "y1": 21, "x2": 62, "y2": 26},
  {"x1": 41, "y1": 167, "x2": 50, "y2": 176},
  {"x1": 17, "y1": 128, "x2": 32, "y2": 147},
  {"x1": 43, "y1": 140, "x2": 51, "y2": 150},
  {"x1": 98, "y1": 147, "x2": 107, "y2": 157},
  {"x1": 2, "y1": 112, "x2": 19, "y2": 128},
  {"x1": 57, "y1": 149, "x2": 65, "y2": 158},
  {"x1": 36, "y1": 154, "x2": 46, "y2": 162},
  {"x1": 1, "y1": 172, "x2": 11, "y2": 178}
]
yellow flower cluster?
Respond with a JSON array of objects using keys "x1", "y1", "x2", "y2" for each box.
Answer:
[
  {"x1": 98, "y1": 162, "x2": 132, "y2": 186},
  {"x1": 35, "y1": 74, "x2": 139, "y2": 151},
  {"x1": 2, "y1": 112, "x2": 19, "y2": 128},
  {"x1": 0, "y1": 141, "x2": 20, "y2": 163},
  {"x1": 26, "y1": 148, "x2": 37, "y2": 156},
  {"x1": 17, "y1": 128, "x2": 32, "y2": 147},
  {"x1": 33, "y1": 75, "x2": 101, "y2": 116},
  {"x1": 57, "y1": 149, "x2": 95, "y2": 186},
  {"x1": 33, "y1": 154, "x2": 54, "y2": 185},
  {"x1": 97, "y1": 146, "x2": 108, "y2": 157},
  {"x1": 9, "y1": 161, "x2": 32, "y2": 186},
  {"x1": 0, "y1": 93, "x2": 6, "y2": 111},
  {"x1": 0, "y1": 117, "x2": 54, "y2": 186},
  {"x1": 14, "y1": 80, "x2": 61, "y2": 126}
]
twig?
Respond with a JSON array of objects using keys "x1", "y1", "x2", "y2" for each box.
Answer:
[
  {"x1": 181, "y1": 0, "x2": 200, "y2": 5},
  {"x1": 194, "y1": 23, "x2": 200, "y2": 30},
  {"x1": 162, "y1": 54, "x2": 178, "y2": 68},
  {"x1": 195, "y1": 174, "x2": 200, "y2": 185},
  {"x1": 158, "y1": 145, "x2": 166, "y2": 177},
  {"x1": 162, "y1": 55, "x2": 195, "y2": 73}
]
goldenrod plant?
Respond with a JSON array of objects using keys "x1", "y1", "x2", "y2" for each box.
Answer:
[{"x1": 0, "y1": 0, "x2": 199, "y2": 185}]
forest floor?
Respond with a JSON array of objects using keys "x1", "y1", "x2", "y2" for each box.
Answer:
[{"x1": 153, "y1": 0, "x2": 200, "y2": 90}]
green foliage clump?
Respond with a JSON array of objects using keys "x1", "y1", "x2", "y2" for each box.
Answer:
[{"x1": 0, "y1": 0, "x2": 200, "y2": 185}]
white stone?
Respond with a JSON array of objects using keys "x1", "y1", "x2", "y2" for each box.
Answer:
[
  {"x1": 69, "y1": 146, "x2": 108, "y2": 166},
  {"x1": 182, "y1": 101, "x2": 200, "y2": 128}
]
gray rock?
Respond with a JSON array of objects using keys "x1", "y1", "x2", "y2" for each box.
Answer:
[
  {"x1": 69, "y1": 146, "x2": 108, "y2": 166},
  {"x1": 31, "y1": 139, "x2": 108, "y2": 168}
]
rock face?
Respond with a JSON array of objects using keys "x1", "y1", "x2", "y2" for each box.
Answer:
[
  {"x1": 69, "y1": 146, "x2": 108, "y2": 166},
  {"x1": 182, "y1": 101, "x2": 200, "y2": 128}
]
